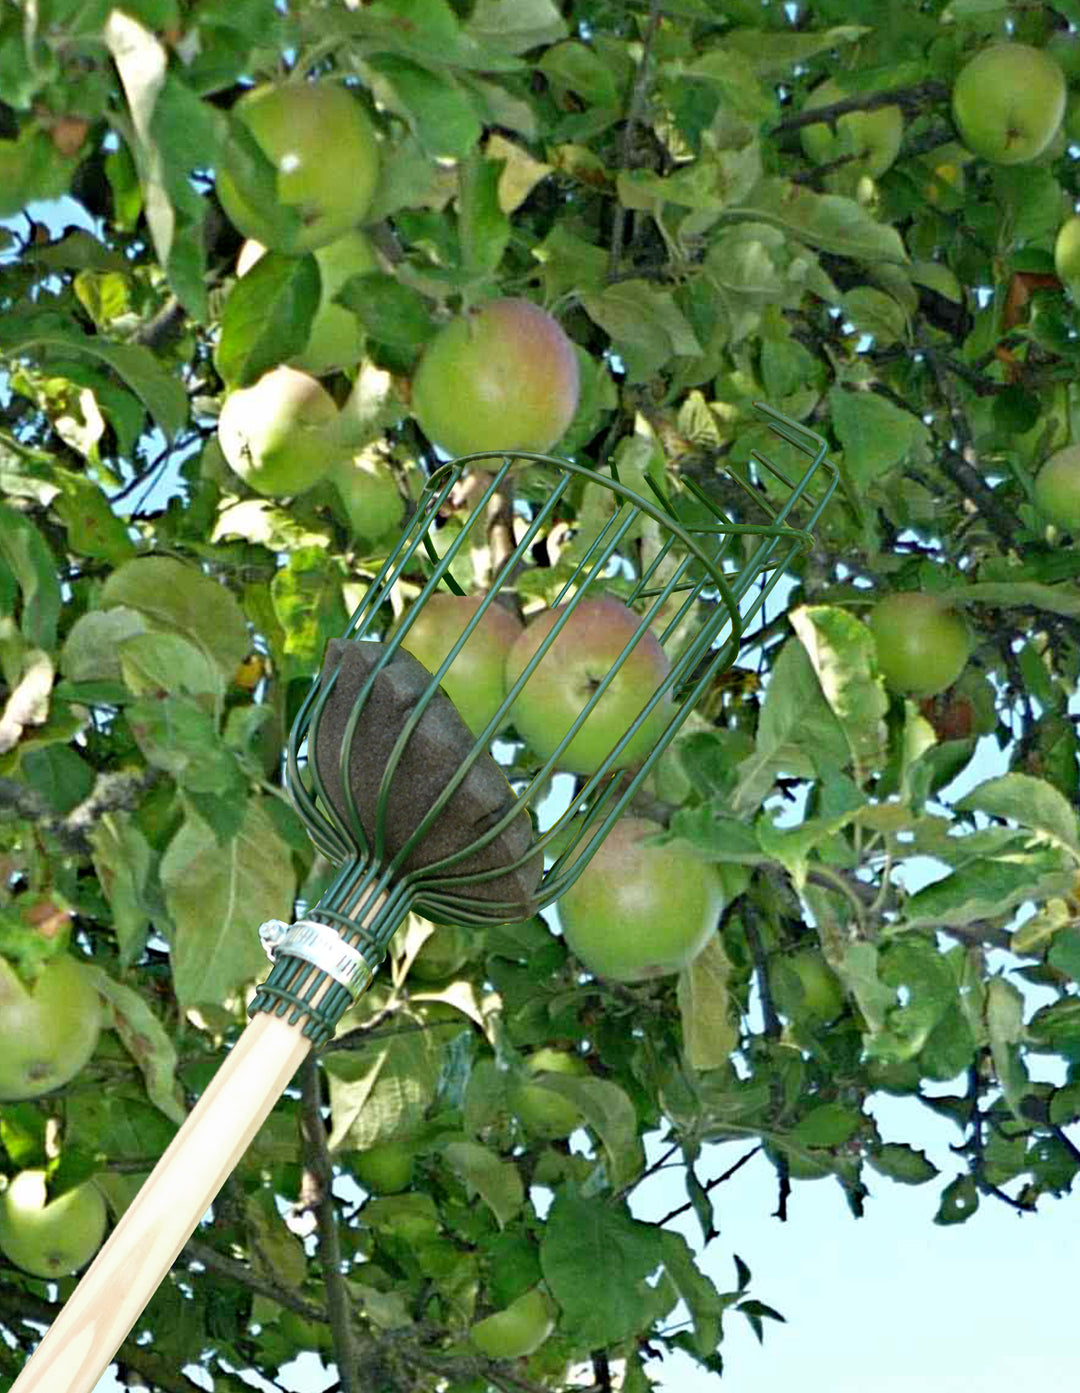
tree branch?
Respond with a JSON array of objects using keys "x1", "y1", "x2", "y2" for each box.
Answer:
[
  {"x1": 608, "y1": 0, "x2": 663, "y2": 278},
  {"x1": 0, "y1": 1278, "x2": 248, "y2": 1393},
  {"x1": 0, "y1": 767, "x2": 163, "y2": 856},
  {"x1": 770, "y1": 79, "x2": 951, "y2": 137},
  {"x1": 298, "y1": 1052, "x2": 358, "y2": 1393}
]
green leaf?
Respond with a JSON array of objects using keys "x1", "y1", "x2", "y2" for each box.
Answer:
[
  {"x1": 91, "y1": 971, "x2": 186, "y2": 1125},
  {"x1": 681, "y1": 48, "x2": 773, "y2": 121},
  {"x1": 215, "y1": 251, "x2": 320, "y2": 388},
  {"x1": 117, "y1": 631, "x2": 225, "y2": 708},
  {"x1": 1048, "y1": 927, "x2": 1080, "y2": 984},
  {"x1": 720, "y1": 24, "x2": 870, "y2": 73},
  {"x1": 986, "y1": 976, "x2": 1029, "y2": 1121},
  {"x1": 680, "y1": 936, "x2": 741, "y2": 1075},
  {"x1": 747, "y1": 177, "x2": 910, "y2": 264},
  {"x1": 788, "y1": 605, "x2": 889, "y2": 783},
  {"x1": 0, "y1": 311, "x2": 188, "y2": 440},
  {"x1": 349, "y1": 0, "x2": 522, "y2": 70},
  {"x1": 841, "y1": 286, "x2": 908, "y2": 346},
  {"x1": 467, "y1": 0, "x2": 568, "y2": 53},
  {"x1": 935, "y1": 1173, "x2": 979, "y2": 1225},
  {"x1": 34, "y1": 231, "x2": 129, "y2": 273},
  {"x1": 47, "y1": 469, "x2": 139, "y2": 568},
  {"x1": 458, "y1": 152, "x2": 510, "y2": 276},
  {"x1": 126, "y1": 693, "x2": 244, "y2": 798},
  {"x1": 523, "y1": 1072, "x2": 644, "y2": 1191},
  {"x1": 659, "y1": 1229, "x2": 729, "y2": 1357},
  {"x1": 99, "y1": 556, "x2": 251, "y2": 684},
  {"x1": 336, "y1": 272, "x2": 436, "y2": 350},
  {"x1": 789, "y1": 1102, "x2": 861, "y2": 1148},
  {"x1": 0, "y1": 504, "x2": 63, "y2": 652},
  {"x1": 441, "y1": 1139, "x2": 524, "y2": 1229},
  {"x1": 539, "y1": 40, "x2": 618, "y2": 108},
  {"x1": 868, "y1": 1143, "x2": 937, "y2": 1185},
  {"x1": 955, "y1": 773, "x2": 1080, "y2": 857},
  {"x1": 541, "y1": 1192, "x2": 663, "y2": 1348},
  {"x1": 581, "y1": 279, "x2": 701, "y2": 382},
  {"x1": 868, "y1": 937, "x2": 957, "y2": 1064},
  {"x1": 936, "y1": 579, "x2": 1080, "y2": 618},
  {"x1": 760, "y1": 335, "x2": 820, "y2": 399},
  {"x1": 618, "y1": 147, "x2": 756, "y2": 215},
  {"x1": 829, "y1": 385, "x2": 928, "y2": 488},
  {"x1": 532, "y1": 223, "x2": 609, "y2": 300},
  {"x1": 363, "y1": 54, "x2": 482, "y2": 160},
  {"x1": 731, "y1": 637, "x2": 850, "y2": 816},
  {"x1": 901, "y1": 847, "x2": 1076, "y2": 932},
  {"x1": 162, "y1": 797, "x2": 296, "y2": 1010},
  {"x1": 89, "y1": 813, "x2": 155, "y2": 969},
  {"x1": 105, "y1": 14, "x2": 214, "y2": 319}
]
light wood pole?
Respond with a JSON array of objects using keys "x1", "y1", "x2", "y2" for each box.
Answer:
[{"x1": 9, "y1": 898, "x2": 384, "y2": 1393}]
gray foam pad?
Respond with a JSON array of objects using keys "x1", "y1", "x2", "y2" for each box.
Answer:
[{"x1": 312, "y1": 638, "x2": 542, "y2": 919}]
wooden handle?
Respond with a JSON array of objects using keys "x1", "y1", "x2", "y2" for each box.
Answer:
[{"x1": 10, "y1": 904, "x2": 383, "y2": 1393}]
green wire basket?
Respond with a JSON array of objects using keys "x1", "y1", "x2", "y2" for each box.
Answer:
[{"x1": 248, "y1": 400, "x2": 837, "y2": 1045}]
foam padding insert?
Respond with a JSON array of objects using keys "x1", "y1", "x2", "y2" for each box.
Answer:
[{"x1": 312, "y1": 638, "x2": 543, "y2": 917}]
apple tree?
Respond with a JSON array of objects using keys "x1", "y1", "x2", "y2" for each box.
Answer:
[{"x1": 2, "y1": 1, "x2": 1080, "y2": 1390}]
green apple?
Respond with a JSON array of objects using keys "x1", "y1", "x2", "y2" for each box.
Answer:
[
  {"x1": 354, "y1": 1140, "x2": 416, "y2": 1194},
  {"x1": 390, "y1": 593, "x2": 523, "y2": 740},
  {"x1": 1055, "y1": 216, "x2": 1080, "y2": 297},
  {"x1": 0, "y1": 954, "x2": 102, "y2": 1100},
  {"x1": 330, "y1": 453, "x2": 406, "y2": 544},
  {"x1": 1034, "y1": 444, "x2": 1080, "y2": 531},
  {"x1": 217, "y1": 365, "x2": 343, "y2": 496},
  {"x1": 557, "y1": 817, "x2": 724, "y2": 982},
  {"x1": 364, "y1": 1193, "x2": 440, "y2": 1244},
  {"x1": 217, "y1": 82, "x2": 379, "y2": 254},
  {"x1": 236, "y1": 230, "x2": 377, "y2": 375},
  {"x1": 411, "y1": 298, "x2": 580, "y2": 458},
  {"x1": 510, "y1": 1048, "x2": 589, "y2": 1140},
  {"x1": 773, "y1": 949, "x2": 845, "y2": 1023},
  {"x1": 468, "y1": 1286, "x2": 557, "y2": 1359},
  {"x1": 800, "y1": 78, "x2": 904, "y2": 178},
  {"x1": 504, "y1": 595, "x2": 673, "y2": 775},
  {"x1": 0, "y1": 1171, "x2": 108, "y2": 1278},
  {"x1": 409, "y1": 923, "x2": 472, "y2": 982},
  {"x1": 868, "y1": 593, "x2": 971, "y2": 698},
  {"x1": 952, "y1": 44, "x2": 1066, "y2": 165}
]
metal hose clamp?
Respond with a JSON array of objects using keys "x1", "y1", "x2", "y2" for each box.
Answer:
[{"x1": 257, "y1": 918, "x2": 374, "y2": 1001}]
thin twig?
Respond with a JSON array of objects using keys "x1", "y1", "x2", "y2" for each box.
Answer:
[{"x1": 607, "y1": 0, "x2": 663, "y2": 278}]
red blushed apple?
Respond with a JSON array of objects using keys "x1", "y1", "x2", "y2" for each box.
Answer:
[
  {"x1": 504, "y1": 595, "x2": 673, "y2": 775},
  {"x1": 557, "y1": 816, "x2": 724, "y2": 981},
  {"x1": 410, "y1": 298, "x2": 579, "y2": 458},
  {"x1": 389, "y1": 593, "x2": 523, "y2": 739}
]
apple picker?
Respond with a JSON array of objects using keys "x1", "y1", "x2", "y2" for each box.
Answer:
[{"x1": 9, "y1": 402, "x2": 836, "y2": 1392}]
